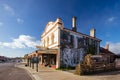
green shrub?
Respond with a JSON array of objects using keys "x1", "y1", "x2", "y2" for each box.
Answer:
[
  {"x1": 74, "y1": 63, "x2": 85, "y2": 75},
  {"x1": 56, "y1": 66, "x2": 75, "y2": 71}
]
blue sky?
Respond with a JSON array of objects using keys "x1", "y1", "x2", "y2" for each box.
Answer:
[{"x1": 0, "y1": 0, "x2": 120, "y2": 57}]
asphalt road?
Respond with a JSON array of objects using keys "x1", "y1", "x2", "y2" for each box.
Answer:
[{"x1": 0, "y1": 63, "x2": 32, "y2": 80}]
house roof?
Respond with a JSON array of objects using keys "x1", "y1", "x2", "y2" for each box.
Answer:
[
  {"x1": 100, "y1": 47, "x2": 115, "y2": 55},
  {"x1": 62, "y1": 28, "x2": 102, "y2": 41}
]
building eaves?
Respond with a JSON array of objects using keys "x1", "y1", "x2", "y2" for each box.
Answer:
[{"x1": 63, "y1": 28, "x2": 102, "y2": 41}]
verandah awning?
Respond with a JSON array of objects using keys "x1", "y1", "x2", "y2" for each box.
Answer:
[{"x1": 36, "y1": 49, "x2": 58, "y2": 54}]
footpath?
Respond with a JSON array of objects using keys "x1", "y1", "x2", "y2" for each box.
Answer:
[{"x1": 17, "y1": 63, "x2": 100, "y2": 80}]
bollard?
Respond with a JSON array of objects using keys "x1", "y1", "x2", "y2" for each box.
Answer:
[
  {"x1": 30, "y1": 59, "x2": 32, "y2": 67},
  {"x1": 27, "y1": 58, "x2": 29, "y2": 66},
  {"x1": 30, "y1": 62, "x2": 31, "y2": 67},
  {"x1": 32, "y1": 63, "x2": 34, "y2": 69}
]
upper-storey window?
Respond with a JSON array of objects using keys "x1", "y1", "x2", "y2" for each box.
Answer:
[
  {"x1": 85, "y1": 37, "x2": 89, "y2": 46},
  {"x1": 70, "y1": 35, "x2": 74, "y2": 48},
  {"x1": 77, "y1": 37, "x2": 84, "y2": 48},
  {"x1": 43, "y1": 40, "x2": 45, "y2": 47},
  {"x1": 51, "y1": 33, "x2": 54, "y2": 44},
  {"x1": 47, "y1": 37, "x2": 49, "y2": 46},
  {"x1": 45, "y1": 39, "x2": 47, "y2": 47}
]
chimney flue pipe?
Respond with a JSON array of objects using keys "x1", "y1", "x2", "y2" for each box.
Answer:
[
  {"x1": 72, "y1": 16, "x2": 77, "y2": 31},
  {"x1": 106, "y1": 43, "x2": 109, "y2": 50},
  {"x1": 90, "y1": 28, "x2": 96, "y2": 38}
]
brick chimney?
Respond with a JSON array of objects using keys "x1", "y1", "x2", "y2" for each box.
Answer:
[
  {"x1": 90, "y1": 28, "x2": 96, "y2": 38},
  {"x1": 106, "y1": 43, "x2": 109, "y2": 50},
  {"x1": 72, "y1": 16, "x2": 77, "y2": 31}
]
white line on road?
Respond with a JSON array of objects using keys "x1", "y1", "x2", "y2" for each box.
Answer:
[{"x1": 32, "y1": 74, "x2": 42, "y2": 80}]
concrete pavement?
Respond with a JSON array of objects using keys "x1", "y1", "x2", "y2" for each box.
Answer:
[{"x1": 17, "y1": 63, "x2": 96, "y2": 80}]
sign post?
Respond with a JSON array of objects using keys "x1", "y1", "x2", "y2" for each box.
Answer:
[
  {"x1": 31, "y1": 58, "x2": 34, "y2": 69},
  {"x1": 32, "y1": 57, "x2": 39, "y2": 72}
]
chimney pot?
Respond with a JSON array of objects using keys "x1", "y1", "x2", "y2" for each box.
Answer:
[
  {"x1": 56, "y1": 18, "x2": 62, "y2": 23},
  {"x1": 90, "y1": 28, "x2": 96, "y2": 37},
  {"x1": 72, "y1": 16, "x2": 77, "y2": 31},
  {"x1": 106, "y1": 43, "x2": 109, "y2": 50}
]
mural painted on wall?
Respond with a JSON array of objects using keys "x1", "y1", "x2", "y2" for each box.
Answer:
[
  {"x1": 60, "y1": 30, "x2": 99, "y2": 67},
  {"x1": 60, "y1": 48, "x2": 85, "y2": 67},
  {"x1": 60, "y1": 30, "x2": 86, "y2": 67}
]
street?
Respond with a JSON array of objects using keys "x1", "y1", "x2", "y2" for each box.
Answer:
[
  {"x1": 19, "y1": 62, "x2": 120, "y2": 80},
  {"x1": 0, "y1": 63, "x2": 32, "y2": 80},
  {"x1": 1, "y1": 62, "x2": 120, "y2": 80}
]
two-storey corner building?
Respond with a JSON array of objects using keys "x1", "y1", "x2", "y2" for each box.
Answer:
[
  {"x1": 35, "y1": 17, "x2": 101, "y2": 68},
  {"x1": 36, "y1": 18, "x2": 63, "y2": 68}
]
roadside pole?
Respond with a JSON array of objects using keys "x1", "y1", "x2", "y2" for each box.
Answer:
[
  {"x1": 36, "y1": 57, "x2": 39, "y2": 72},
  {"x1": 30, "y1": 58, "x2": 31, "y2": 67},
  {"x1": 36, "y1": 62, "x2": 38, "y2": 72},
  {"x1": 27, "y1": 58, "x2": 29, "y2": 66},
  {"x1": 31, "y1": 58, "x2": 34, "y2": 69},
  {"x1": 32, "y1": 62, "x2": 34, "y2": 69}
]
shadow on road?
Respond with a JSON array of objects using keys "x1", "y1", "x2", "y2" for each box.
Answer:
[{"x1": 86, "y1": 70, "x2": 120, "y2": 76}]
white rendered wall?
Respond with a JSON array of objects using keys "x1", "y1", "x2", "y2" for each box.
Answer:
[{"x1": 41, "y1": 18, "x2": 63, "y2": 49}]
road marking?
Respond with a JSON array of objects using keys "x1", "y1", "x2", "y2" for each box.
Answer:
[{"x1": 33, "y1": 74, "x2": 42, "y2": 80}]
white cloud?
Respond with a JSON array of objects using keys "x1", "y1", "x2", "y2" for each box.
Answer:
[
  {"x1": 3, "y1": 4, "x2": 15, "y2": 15},
  {"x1": 109, "y1": 42, "x2": 120, "y2": 54},
  {"x1": 0, "y1": 22, "x2": 3, "y2": 26},
  {"x1": 17, "y1": 18, "x2": 24, "y2": 24},
  {"x1": 0, "y1": 35, "x2": 40, "y2": 49},
  {"x1": 107, "y1": 17, "x2": 115, "y2": 22}
]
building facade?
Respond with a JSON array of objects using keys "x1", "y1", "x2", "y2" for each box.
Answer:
[{"x1": 27, "y1": 17, "x2": 101, "y2": 68}]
